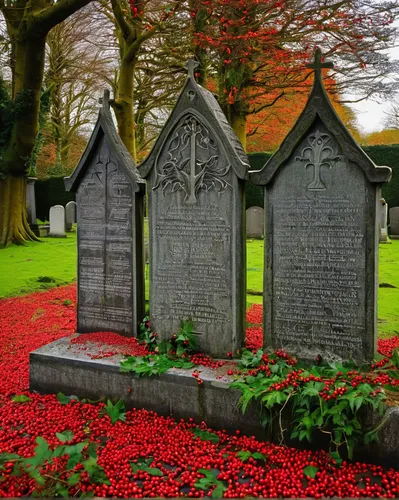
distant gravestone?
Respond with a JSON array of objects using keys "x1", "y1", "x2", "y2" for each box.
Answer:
[
  {"x1": 140, "y1": 60, "x2": 248, "y2": 357},
  {"x1": 246, "y1": 206, "x2": 264, "y2": 238},
  {"x1": 390, "y1": 207, "x2": 399, "y2": 237},
  {"x1": 379, "y1": 199, "x2": 388, "y2": 243},
  {"x1": 65, "y1": 90, "x2": 145, "y2": 336},
  {"x1": 49, "y1": 205, "x2": 66, "y2": 237},
  {"x1": 251, "y1": 49, "x2": 391, "y2": 363},
  {"x1": 65, "y1": 201, "x2": 77, "y2": 231},
  {"x1": 26, "y1": 177, "x2": 39, "y2": 236}
]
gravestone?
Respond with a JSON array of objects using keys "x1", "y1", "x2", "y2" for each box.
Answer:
[
  {"x1": 246, "y1": 206, "x2": 264, "y2": 238},
  {"x1": 64, "y1": 90, "x2": 145, "y2": 336},
  {"x1": 390, "y1": 207, "x2": 399, "y2": 237},
  {"x1": 49, "y1": 205, "x2": 66, "y2": 237},
  {"x1": 379, "y1": 199, "x2": 388, "y2": 243},
  {"x1": 140, "y1": 60, "x2": 249, "y2": 357},
  {"x1": 65, "y1": 201, "x2": 77, "y2": 231},
  {"x1": 251, "y1": 49, "x2": 391, "y2": 363},
  {"x1": 26, "y1": 177, "x2": 40, "y2": 236}
]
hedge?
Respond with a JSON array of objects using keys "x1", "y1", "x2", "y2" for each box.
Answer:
[
  {"x1": 33, "y1": 145, "x2": 399, "y2": 218},
  {"x1": 35, "y1": 177, "x2": 75, "y2": 222},
  {"x1": 246, "y1": 145, "x2": 399, "y2": 209}
]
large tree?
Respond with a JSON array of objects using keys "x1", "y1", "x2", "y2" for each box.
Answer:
[
  {"x1": 191, "y1": 0, "x2": 399, "y2": 149},
  {"x1": 100, "y1": 0, "x2": 182, "y2": 161},
  {"x1": 0, "y1": 0, "x2": 93, "y2": 247}
]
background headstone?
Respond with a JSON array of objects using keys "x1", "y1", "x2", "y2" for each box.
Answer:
[
  {"x1": 49, "y1": 205, "x2": 66, "y2": 237},
  {"x1": 251, "y1": 49, "x2": 391, "y2": 363},
  {"x1": 65, "y1": 201, "x2": 77, "y2": 231},
  {"x1": 65, "y1": 90, "x2": 145, "y2": 336},
  {"x1": 379, "y1": 199, "x2": 388, "y2": 243},
  {"x1": 26, "y1": 177, "x2": 40, "y2": 236},
  {"x1": 389, "y1": 207, "x2": 399, "y2": 237},
  {"x1": 246, "y1": 206, "x2": 264, "y2": 238},
  {"x1": 140, "y1": 61, "x2": 248, "y2": 357}
]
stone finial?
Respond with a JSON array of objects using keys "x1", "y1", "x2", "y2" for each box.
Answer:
[
  {"x1": 184, "y1": 59, "x2": 200, "y2": 79},
  {"x1": 98, "y1": 89, "x2": 113, "y2": 109},
  {"x1": 306, "y1": 47, "x2": 334, "y2": 83}
]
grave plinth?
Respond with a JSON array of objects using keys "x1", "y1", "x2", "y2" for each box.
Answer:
[
  {"x1": 140, "y1": 61, "x2": 249, "y2": 357},
  {"x1": 64, "y1": 90, "x2": 145, "y2": 336},
  {"x1": 251, "y1": 49, "x2": 391, "y2": 363}
]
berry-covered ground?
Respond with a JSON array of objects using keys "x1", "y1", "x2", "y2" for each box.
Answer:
[{"x1": 0, "y1": 285, "x2": 399, "y2": 497}]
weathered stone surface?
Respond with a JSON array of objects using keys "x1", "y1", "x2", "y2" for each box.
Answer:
[
  {"x1": 65, "y1": 201, "x2": 77, "y2": 231},
  {"x1": 65, "y1": 90, "x2": 145, "y2": 337},
  {"x1": 26, "y1": 177, "x2": 40, "y2": 236},
  {"x1": 49, "y1": 205, "x2": 66, "y2": 237},
  {"x1": 140, "y1": 61, "x2": 248, "y2": 357},
  {"x1": 251, "y1": 50, "x2": 391, "y2": 363},
  {"x1": 390, "y1": 206, "x2": 399, "y2": 235},
  {"x1": 246, "y1": 206, "x2": 264, "y2": 238}
]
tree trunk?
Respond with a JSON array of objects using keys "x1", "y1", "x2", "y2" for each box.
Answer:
[
  {"x1": 0, "y1": 38, "x2": 46, "y2": 247},
  {"x1": 0, "y1": 176, "x2": 40, "y2": 247},
  {"x1": 113, "y1": 58, "x2": 136, "y2": 162},
  {"x1": 231, "y1": 113, "x2": 247, "y2": 152}
]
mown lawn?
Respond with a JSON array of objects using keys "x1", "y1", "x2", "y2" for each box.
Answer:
[{"x1": 0, "y1": 234, "x2": 398, "y2": 339}]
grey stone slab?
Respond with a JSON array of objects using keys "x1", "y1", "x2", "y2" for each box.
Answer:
[
  {"x1": 251, "y1": 50, "x2": 391, "y2": 363},
  {"x1": 64, "y1": 90, "x2": 146, "y2": 337},
  {"x1": 379, "y1": 199, "x2": 388, "y2": 242},
  {"x1": 65, "y1": 200, "x2": 77, "y2": 231},
  {"x1": 30, "y1": 337, "x2": 399, "y2": 468},
  {"x1": 389, "y1": 206, "x2": 399, "y2": 235},
  {"x1": 26, "y1": 177, "x2": 37, "y2": 225},
  {"x1": 246, "y1": 206, "x2": 264, "y2": 238},
  {"x1": 49, "y1": 205, "x2": 66, "y2": 237},
  {"x1": 140, "y1": 61, "x2": 248, "y2": 358}
]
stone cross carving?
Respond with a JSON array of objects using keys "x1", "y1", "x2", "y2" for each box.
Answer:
[
  {"x1": 296, "y1": 130, "x2": 341, "y2": 190},
  {"x1": 306, "y1": 47, "x2": 334, "y2": 82}
]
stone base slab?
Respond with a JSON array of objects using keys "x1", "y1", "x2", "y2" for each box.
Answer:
[{"x1": 30, "y1": 337, "x2": 399, "y2": 468}]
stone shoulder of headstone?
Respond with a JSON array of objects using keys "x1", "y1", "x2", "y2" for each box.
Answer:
[
  {"x1": 250, "y1": 51, "x2": 391, "y2": 187},
  {"x1": 64, "y1": 89, "x2": 145, "y2": 194},
  {"x1": 139, "y1": 62, "x2": 249, "y2": 180}
]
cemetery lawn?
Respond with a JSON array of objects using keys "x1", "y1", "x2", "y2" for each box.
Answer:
[
  {"x1": 0, "y1": 232, "x2": 77, "y2": 299},
  {"x1": 0, "y1": 236, "x2": 398, "y2": 340}
]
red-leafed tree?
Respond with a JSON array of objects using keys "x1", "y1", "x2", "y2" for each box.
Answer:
[{"x1": 191, "y1": 0, "x2": 399, "y2": 149}]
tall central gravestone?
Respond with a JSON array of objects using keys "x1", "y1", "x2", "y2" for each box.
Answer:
[
  {"x1": 252, "y1": 49, "x2": 391, "y2": 362},
  {"x1": 140, "y1": 61, "x2": 248, "y2": 357},
  {"x1": 65, "y1": 90, "x2": 145, "y2": 336}
]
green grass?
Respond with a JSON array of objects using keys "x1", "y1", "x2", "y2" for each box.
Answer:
[
  {"x1": 377, "y1": 240, "x2": 399, "y2": 338},
  {"x1": 0, "y1": 232, "x2": 77, "y2": 299},
  {"x1": 0, "y1": 234, "x2": 398, "y2": 339}
]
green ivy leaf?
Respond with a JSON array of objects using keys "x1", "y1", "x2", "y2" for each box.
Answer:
[
  {"x1": 212, "y1": 482, "x2": 226, "y2": 498},
  {"x1": 303, "y1": 465, "x2": 318, "y2": 478},
  {"x1": 67, "y1": 473, "x2": 81, "y2": 486},
  {"x1": 146, "y1": 468, "x2": 163, "y2": 476},
  {"x1": 11, "y1": 394, "x2": 32, "y2": 403},
  {"x1": 105, "y1": 400, "x2": 126, "y2": 425},
  {"x1": 56, "y1": 392, "x2": 72, "y2": 405},
  {"x1": 192, "y1": 428, "x2": 220, "y2": 444},
  {"x1": 56, "y1": 431, "x2": 74, "y2": 443},
  {"x1": 252, "y1": 452, "x2": 266, "y2": 461},
  {"x1": 236, "y1": 450, "x2": 251, "y2": 462}
]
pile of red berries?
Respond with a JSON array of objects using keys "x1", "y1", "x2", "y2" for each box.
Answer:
[{"x1": 1, "y1": 286, "x2": 399, "y2": 497}]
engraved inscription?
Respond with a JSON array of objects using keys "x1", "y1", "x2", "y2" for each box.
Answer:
[
  {"x1": 153, "y1": 114, "x2": 231, "y2": 204},
  {"x1": 273, "y1": 196, "x2": 365, "y2": 353},
  {"x1": 77, "y1": 143, "x2": 134, "y2": 335},
  {"x1": 152, "y1": 205, "x2": 231, "y2": 330}
]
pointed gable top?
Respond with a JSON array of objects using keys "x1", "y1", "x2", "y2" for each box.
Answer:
[
  {"x1": 64, "y1": 89, "x2": 145, "y2": 193},
  {"x1": 251, "y1": 48, "x2": 391, "y2": 186},
  {"x1": 139, "y1": 60, "x2": 249, "y2": 180}
]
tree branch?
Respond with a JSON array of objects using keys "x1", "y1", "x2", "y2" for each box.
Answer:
[
  {"x1": 110, "y1": 0, "x2": 132, "y2": 39},
  {"x1": 28, "y1": 0, "x2": 94, "y2": 37}
]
